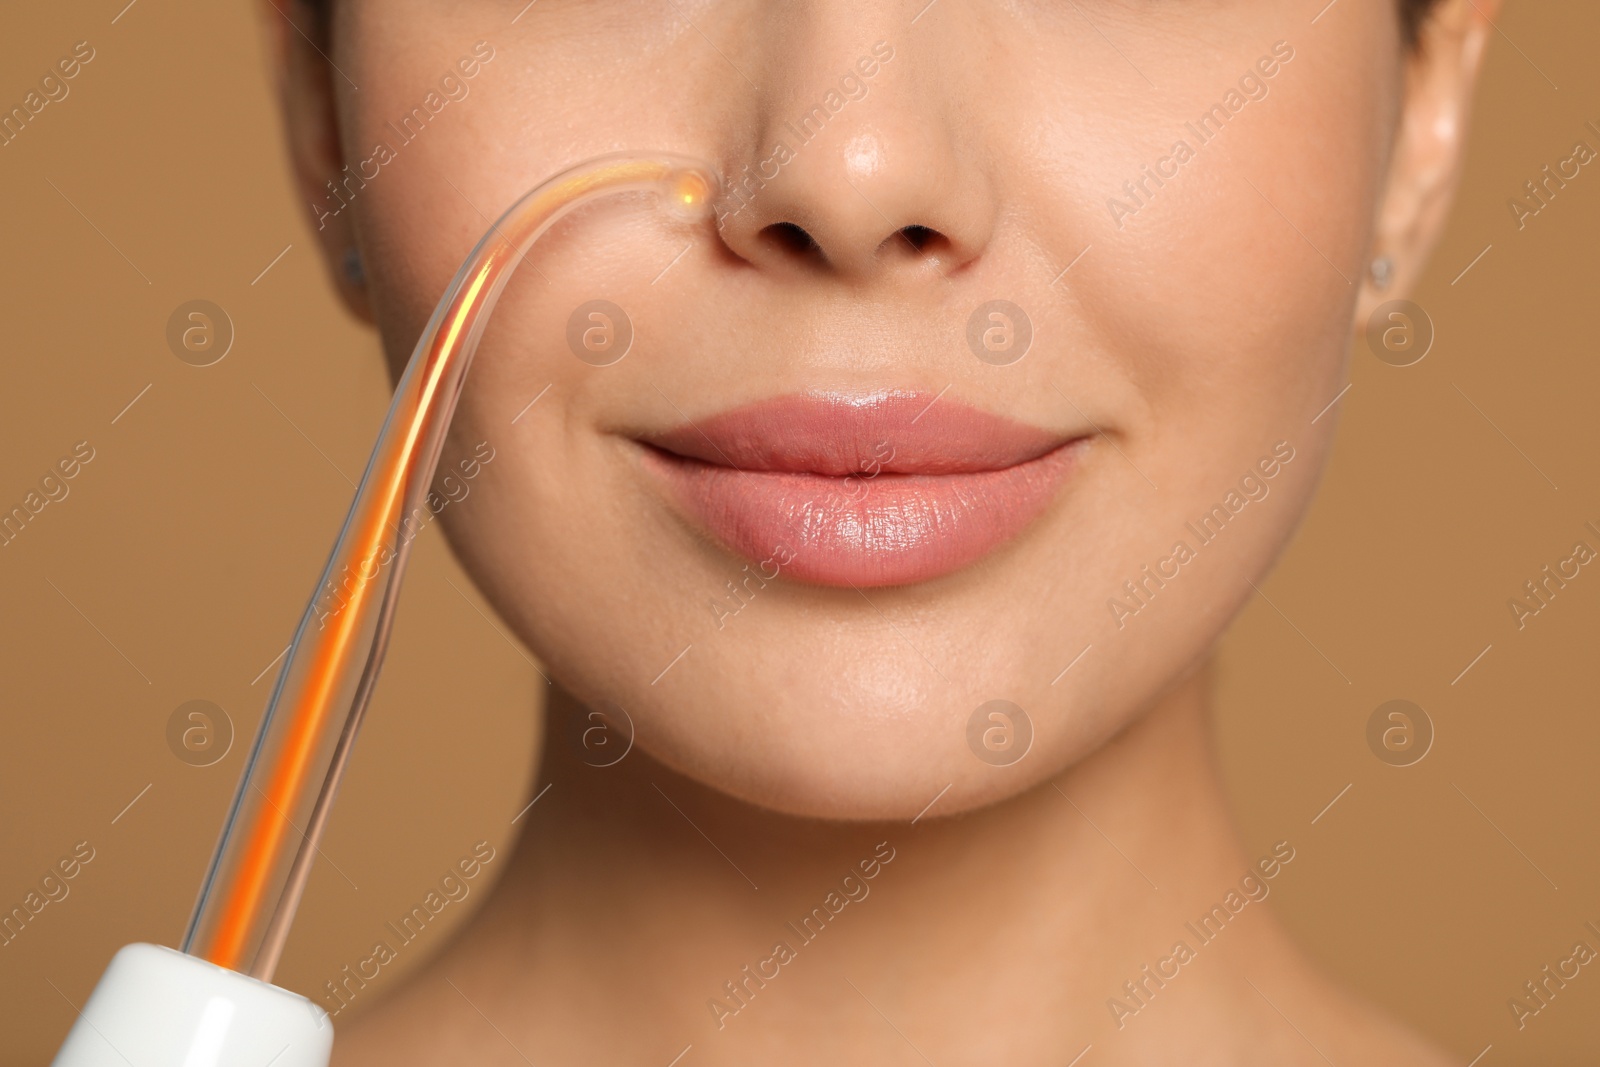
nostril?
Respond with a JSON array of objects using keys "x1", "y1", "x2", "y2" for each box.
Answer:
[
  {"x1": 884, "y1": 224, "x2": 951, "y2": 261},
  {"x1": 751, "y1": 220, "x2": 953, "y2": 271},
  {"x1": 760, "y1": 221, "x2": 822, "y2": 259}
]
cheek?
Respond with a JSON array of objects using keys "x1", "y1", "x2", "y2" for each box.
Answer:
[
  {"x1": 1012, "y1": 21, "x2": 1394, "y2": 427},
  {"x1": 338, "y1": 2, "x2": 729, "y2": 361}
]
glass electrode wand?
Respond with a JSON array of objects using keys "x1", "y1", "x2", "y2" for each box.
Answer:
[{"x1": 50, "y1": 152, "x2": 719, "y2": 1067}]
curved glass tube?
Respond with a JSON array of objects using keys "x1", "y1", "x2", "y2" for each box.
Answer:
[{"x1": 181, "y1": 152, "x2": 719, "y2": 981}]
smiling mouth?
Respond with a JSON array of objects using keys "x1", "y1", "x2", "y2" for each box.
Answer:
[{"x1": 638, "y1": 390, "x2": 1086, "y2": 588}]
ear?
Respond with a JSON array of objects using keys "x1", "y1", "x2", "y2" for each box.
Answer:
[
  {"x1": 1360, "y1": 0, "x2": 1500, "y2": 315},
  {"x1": 259, "y1": 0, "x2": 373, "y2": 322}
]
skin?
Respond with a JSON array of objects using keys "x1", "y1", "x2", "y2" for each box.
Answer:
[{"x1": 265, "y1": 0, "x2": 1498, "y2": 1061}]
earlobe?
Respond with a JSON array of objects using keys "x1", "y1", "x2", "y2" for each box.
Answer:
[
  {"x1": 1359, "y1": 0, "x2": 1499, "y2": 318},
  {"x1": 259, "y1": 0, "x2": 373, "y2": 322}
]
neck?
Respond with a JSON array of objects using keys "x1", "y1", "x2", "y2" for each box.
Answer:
[{"x1": 344, "y1": 665, "x2": 1319, "y2": 1063}]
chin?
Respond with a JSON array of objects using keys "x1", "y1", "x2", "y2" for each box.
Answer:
[
  {"x1": 612, "y1": 647, "x2": 1092, "y2": 822},
  {"x1": 633, "y1": 716, "x2": 998, "y2": 823}
]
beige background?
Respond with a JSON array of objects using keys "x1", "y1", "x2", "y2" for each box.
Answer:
[{"x1": 0, "y1": 2, "x2": 1595, "y2": 1062}]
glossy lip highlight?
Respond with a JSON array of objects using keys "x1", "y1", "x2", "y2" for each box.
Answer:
[{"x1": 639, "y1": 391, "x2": 1085, "y2": 588}]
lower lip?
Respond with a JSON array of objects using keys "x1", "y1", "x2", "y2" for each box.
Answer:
[{"x1": 640, "y1": 442, "x2": 1081, "y2": 588}]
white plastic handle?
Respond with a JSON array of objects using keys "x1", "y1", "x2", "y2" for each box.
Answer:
[{"x1": 51, "y1": 943, "x2": 332, "y2": 1067}]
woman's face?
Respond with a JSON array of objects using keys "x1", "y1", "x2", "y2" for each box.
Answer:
[{"x1": 287, "y1": 0, "x2": 1472, "y2": 819}]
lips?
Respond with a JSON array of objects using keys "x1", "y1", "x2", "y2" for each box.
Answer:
[{"x1": 639, "y1": 391, "x2": 1083, "y2": 587}]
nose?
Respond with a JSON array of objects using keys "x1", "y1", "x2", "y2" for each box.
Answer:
[{"x1": 714, "y1": 26, "x2": 997, "y2": 283}]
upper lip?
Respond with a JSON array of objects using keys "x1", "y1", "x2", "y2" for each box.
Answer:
[{"x1": 642, "y1": 390, "x2": 1072, "y2": 475}]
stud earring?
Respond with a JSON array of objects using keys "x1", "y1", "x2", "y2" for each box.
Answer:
[
  {"x1": 1369, "y1": 254, "x2": 1394, "y2": 291},
  {"x1": 342, "y1": 246, "x2": 366, "y2": 287}
]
